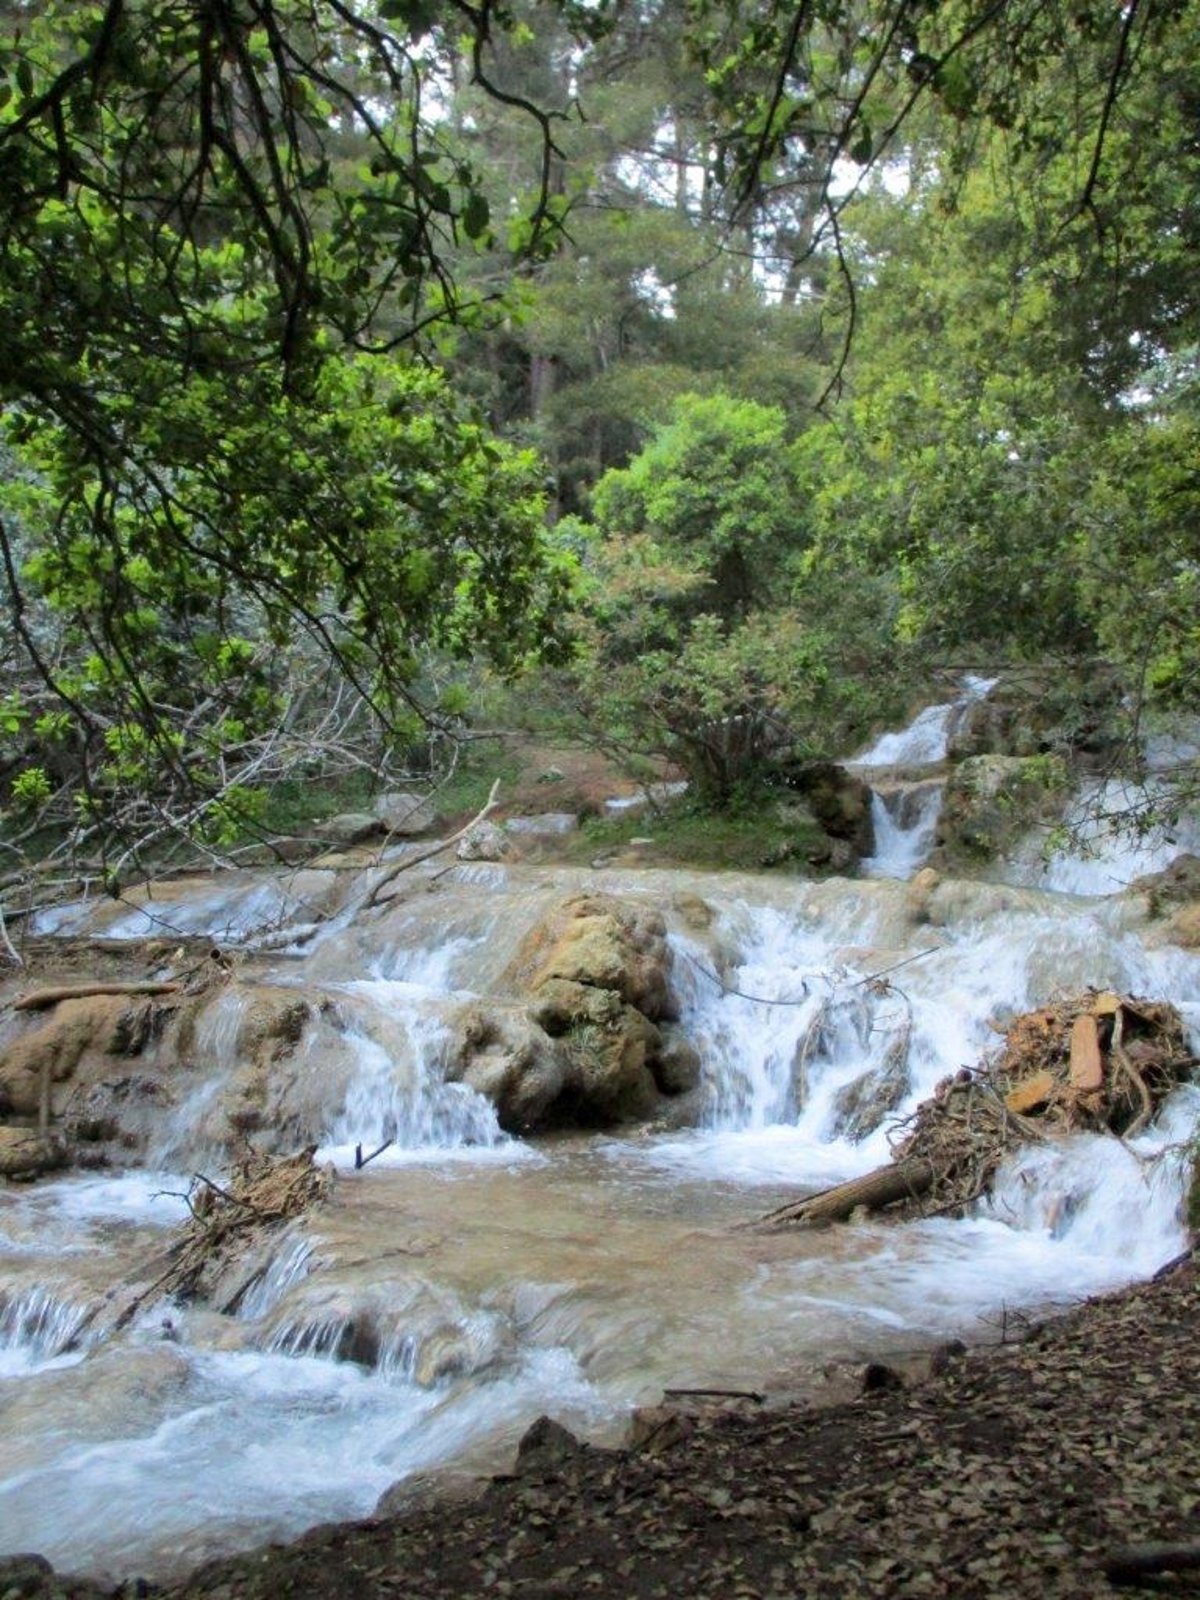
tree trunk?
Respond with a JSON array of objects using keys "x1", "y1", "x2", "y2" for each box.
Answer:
[{"x1": 754, "y1": 1159, "x2": 936, "y2": 1228}]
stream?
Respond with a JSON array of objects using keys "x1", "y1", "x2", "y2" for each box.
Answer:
[{"x1": 2, "y1": 699, "x2": 1199, "y2": 1582}]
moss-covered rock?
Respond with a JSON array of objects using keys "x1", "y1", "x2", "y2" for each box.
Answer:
[
  {"x1": 947, "y1": 667, "x2": 1125, "y2": 767},
  {"x1": 934, "y1": 754, "x2": 1070, "y2": 872}
]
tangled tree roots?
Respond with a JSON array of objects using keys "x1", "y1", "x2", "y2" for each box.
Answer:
[{"x1": 756, "y1": 991, "x2": 1196, "y2": 1229}]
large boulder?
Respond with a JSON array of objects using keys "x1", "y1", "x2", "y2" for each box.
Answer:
[
  {"x1": 934, "y1": 754, "x2": 1070, "y2": 872},
  {"x1": 447, "y1": 1005, "x2": 571, "y2": 1132},
  {"x1": 774, "y1": 760, "x2": 874, "y2": 858},
  {"x1": 448, "y1": 893, "x2": 694, "y2": 1132},
  {"x1": 505, "y1": 892, "x2": 675, "y2": 1022}
]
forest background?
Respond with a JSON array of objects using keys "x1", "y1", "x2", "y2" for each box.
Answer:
[{"x1": 0, "y1": 0, "x2": 1197, "y2": 897}]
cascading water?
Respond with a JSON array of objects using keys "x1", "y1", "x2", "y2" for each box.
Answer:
[
  {"x1": 3, "y1": 718, "x2": 1199, "y2": 1580},
  {"x1": 1004, "y1": 774, "x2": 1200, "y2": 896},
  {"x1": 853, "y1": 674, "x2": 996, "y2": 878}
]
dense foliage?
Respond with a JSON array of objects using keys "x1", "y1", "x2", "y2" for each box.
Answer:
[{"x1": 1, "y1": 0, "x2": 1197, "y2": 877}]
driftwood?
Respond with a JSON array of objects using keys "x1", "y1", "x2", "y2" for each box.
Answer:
[
  {"x1": 753, "y1": 1159, "x2": 935, "y2": 1230},
  {"x1": 13, "y1": 980, "x2": 181, "y2": 1012},
  {"x1": 116, "y1": 1147, "x2": 330, "y2": 1328},
  {"x1": 365, "y1": 780, "x2": 501, "y2": 909}
]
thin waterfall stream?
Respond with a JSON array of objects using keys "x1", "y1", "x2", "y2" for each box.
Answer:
[
  {"x1": 853, "y1": 674, "x2": 996, "y2": 878},
  {"x1": 2, "y1": 705, "x2": 1198, "y2": 1582}
]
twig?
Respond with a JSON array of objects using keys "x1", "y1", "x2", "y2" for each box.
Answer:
[
  {"x1": 1105, "y1": 1543, "x2": 1200, "y2": 1585},
  {"x1": 0, "y1": 903, "x2": 22, "y2": 967},
  {"x1": 354, "y1": 1139, "x2": 395, "y2": 1170},
  {"x1": 851, "y1": 949, "x2": 940, "y2": 987},
  {"x1": 662, "y1": 1388, "x2": 765, "y2": 1404},
  {"x1": 365, "y1": 780, "x2": 502, "y2": 908}
]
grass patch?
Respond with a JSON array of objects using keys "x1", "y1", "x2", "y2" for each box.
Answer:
[{"x1": 561, "y1": 796, "x2": 826, "y2": 873}]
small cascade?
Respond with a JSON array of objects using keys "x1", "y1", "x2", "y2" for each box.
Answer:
[
  {"x1": 146, "y1": 986, "x2": 257, "y2": 1169},
  {"x1": 236, "y1": 1236, "x2": 316, "y2": 1323},
  {"x1": 664, "y1": 886, "x2": 1200, "y2": 1191},
  {"x1": 862, "y1": 781, "x2": 944, "y2": 879},
  {"x1": 1005, "y1": 775, "x2": 1200, "y2": 896},
  {"x1": 317, "y1": 985, "x2": 505, "y2": 1166},
  {"x1": 852, "y1": 675, "x2": 996, "y2": 879},
  {"x1": 0, "y1": 1286, "x2": 98, "y2": 1376}
]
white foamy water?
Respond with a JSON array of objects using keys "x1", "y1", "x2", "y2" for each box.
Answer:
[
  {"x1": 854, "y1": 675, "x2": 996, "y2": 769},
  {"x1": 1005, "y1": 776, "x2": 1200, "y2": 896},
  {"x1": 316, "y1": 979, "x2": 508, "y2": 1169},
  {"x1": 862, "y1": 784, "x2": 944, "y2": 879},
  {"x1": 0, "y1": 1337, "x2": 603, "y2": 1579},
  {"x1": 854, "y1": 676, "x2": 996, "y2": 877},
  {"x1": 3, "y1": 798, "x2": 1200, "y2": 1580}
]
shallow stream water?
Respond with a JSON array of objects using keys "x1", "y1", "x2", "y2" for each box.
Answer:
[{"x1": 3, "y1": 710, "x2": 1200, "y2": 1581}]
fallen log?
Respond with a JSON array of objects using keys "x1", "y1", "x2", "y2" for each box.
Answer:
[
  {"x1": 12, "y1": 981, "x2": 181, "y2": 1012},
  {"x1": 752, "y1": 1159, "x2": 935, "y2": 1229},
  {"x1": 1105, "y1": 1542, "x2": 1200, "y2": 1584}
]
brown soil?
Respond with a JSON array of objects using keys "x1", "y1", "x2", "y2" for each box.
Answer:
[
  {"x1": 23, "y1": 1255, "x2": 1197, "y2": 1600},
  {"x1": 492, "y1": 736, "x2": 669, "y2": 823}
]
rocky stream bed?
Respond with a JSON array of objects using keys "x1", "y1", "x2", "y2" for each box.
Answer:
[{"x1": 3, "y1": 684, "x2": 1200, "y2": 1594}]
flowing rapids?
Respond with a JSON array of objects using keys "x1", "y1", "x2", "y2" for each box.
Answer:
[{"x1": 2, "y1": 847, "x2": 1199, "y2": 1581}]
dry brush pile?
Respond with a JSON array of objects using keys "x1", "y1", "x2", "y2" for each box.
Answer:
[{"x1": 758, "y1": 991, "x2": 1197, "y2": 1229}]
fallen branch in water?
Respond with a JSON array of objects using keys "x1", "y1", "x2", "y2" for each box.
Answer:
[
  {"x1": 366, "y1": 781, "x2": 501, "y2": 909},
  {"x1": 354, "y1": 1138, "x2": 394, "y2": 1170},
  {"x1": 750, "y1": 990, "x2": 1192, "y2": 1230},
  {"x1": 751, "y1": 1159, "x2": 936, "y2": 1230},
  {"x1": 116, "y1": 1147, "x2": 331, "y2": 1327},
  {"x1": 13, "y1": 980, "x2": 181, "y2": 1012}
]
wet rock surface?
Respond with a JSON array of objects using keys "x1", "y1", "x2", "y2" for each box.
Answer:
[
  {"x1": 934, "y1": 754, "x2": 1070, "y2": 872},
  {"x1": 449, "y1": 892, "x2": 688, "y2": 1131},
  {"x1": 131, "y1": 1260, "x2": 1200, "y2": 1600}
]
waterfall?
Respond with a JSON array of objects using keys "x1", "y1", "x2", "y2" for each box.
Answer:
[
  {"x1": 852, "y1": 675, "x2": 996, "y2": 879},
  {"x1": 4, "y1": 690, "x2": 1200, "y2": 1581},
  {"x1": 0, "y1": 1286, "x2": 98, "y2": 1377},
  {"x1": 1005, "y1": 775, "x2": 1200, "y2": 896}
]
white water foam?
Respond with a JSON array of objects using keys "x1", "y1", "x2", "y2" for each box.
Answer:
[
  {"x1": 0, "y1": 1341, "x2": 601, "y2": 1578},
  {"x1": 853, "y1": 676, "x2": 996, "y2": 877},
  {"x1": 854, "y1": 675, "x2": 996, "y2": 769},
  {"x1": 317, "y1": 983, "x2": 508, "y2": 1168},
  {"x1": 1005, "y1": 776, "x2": 1200, "y2": 896}
]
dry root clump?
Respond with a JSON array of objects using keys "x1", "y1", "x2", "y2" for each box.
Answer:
[{"x1": 758, "y1": 991, "x2": 1195, "y2": 1229}]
